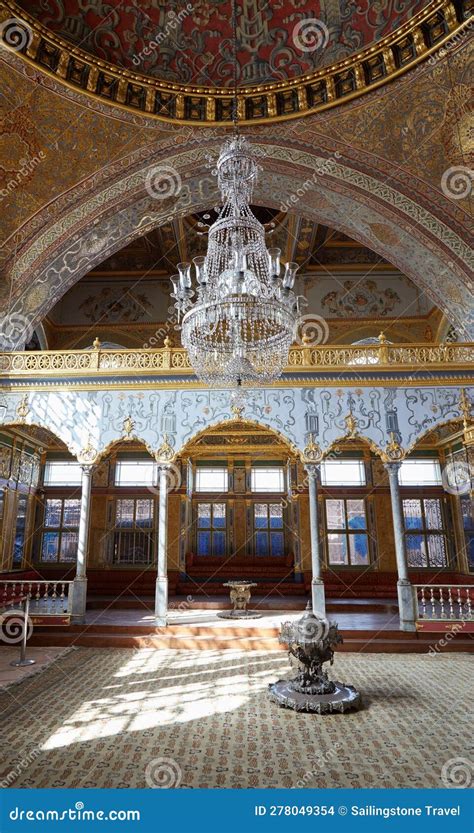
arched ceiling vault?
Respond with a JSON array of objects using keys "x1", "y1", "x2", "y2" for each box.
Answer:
[{"x1": 4, "y1": 138, "x2": 473, "y2": 340}]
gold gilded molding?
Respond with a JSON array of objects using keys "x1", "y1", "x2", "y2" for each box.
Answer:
[{"x1": 0, "y1": 1, "x2": 470, "y2": 125}]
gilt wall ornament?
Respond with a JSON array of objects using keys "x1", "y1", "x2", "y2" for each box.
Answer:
[
  {"x1": 155, "y1": 434, "x2": 175, "y2": 463},
  {"x1": 77, "y1": 435, "x2": 99, "y2": 465},
  {"x1": 15, "y1": 395, "x2": 29, "y2": 422},
  {"x1": 460, "y1": 389, "x2": 474, "y2": 447},
  {"x1": 344, "y1": 412, "x2": 358, "y2": 438},
  {"x1": 381, "y1": 431, "x2": 405, "y2": 463},
  {"x1": 302, "y1": 433, "x2": 323, "y2": 464},
  {"x1": 122, "y1": 416, "x2": 135, "y2": 438}
]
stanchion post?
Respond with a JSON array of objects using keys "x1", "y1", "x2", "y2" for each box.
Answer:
[{"x1": 10, "y1": 596, "x2": 36, "y2": 668}]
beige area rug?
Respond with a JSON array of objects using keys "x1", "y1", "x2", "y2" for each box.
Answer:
[{"x1": 0, "y1": 649, "x2": 471, "y2": 789}]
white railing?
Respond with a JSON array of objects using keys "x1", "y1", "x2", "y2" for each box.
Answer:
[
  {"x1": 413, "y1": 584, "x2": 474, "y2": 621},
  {"x1": 0, "y1": 580, "x2": 73, "y2": 618}
]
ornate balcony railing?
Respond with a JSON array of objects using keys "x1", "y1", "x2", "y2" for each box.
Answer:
[
  {"x1": 413, "y1": 584, "x2": 474, "y2": 622},
  {"x1": 0, "y1": 341, "x2": 472, "y2": 380},
  {"x1": 1, "y1": 580, "x2": 73, "y2": 621}
]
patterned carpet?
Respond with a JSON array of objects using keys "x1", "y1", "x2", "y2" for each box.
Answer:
[{"x1": 0, "y1": 649, "x2": 471, "y2": 789}]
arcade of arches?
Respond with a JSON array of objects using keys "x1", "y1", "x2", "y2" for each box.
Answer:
[{"x1": 0, "y1": 0, "x2": 472, "y2": 793}]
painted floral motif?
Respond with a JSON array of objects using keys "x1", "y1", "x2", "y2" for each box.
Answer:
[
  {"x1": 321, "y1": 279, "x2": 401, "y2": 318},
  {"x1": 17, "y1": 0, "x2": 429, "y2": 85}
]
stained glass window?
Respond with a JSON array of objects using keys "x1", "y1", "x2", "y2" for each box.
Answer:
[
  {"x1": 113, "y1": 498, "x2": 154, "y2": 564},
  {"x1": 325, "y1": 499, "x2": 369, "y2": 566},
  {"x1": 41, "y1": 498, "x2": 81, "y2": 563},
  {"x1": 403, "y1": 497, "x2": 448, "y2": 568},
  {"x1": 196, "y1": 503, "x2": 226, "y2": 555},
  {"x1": 252, "y1": 503, "x2": 284, "y2": 556}
]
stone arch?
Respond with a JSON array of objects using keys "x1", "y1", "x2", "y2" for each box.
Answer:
[
  {"x1": 175, "y1": 416, "x2": 303, "y2": 461},
  {"x1": 4, "y1": 136, "x2": 473, "y2": 344},
  {"x1": 316, "y1": 433, "x2": 387, "y2": 463},
  {"x1": 94, "y1": 435, "x2": 157, "y2": 466},
  {"x1": 404, "y1": 417, "x2": 467, "y2": 458},
  {"x1": 0, "y1": 421, "x2": 74, "y2": 455}
]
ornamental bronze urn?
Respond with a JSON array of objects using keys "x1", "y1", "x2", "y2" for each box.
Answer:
[{"x1": 268, "y1": 603, "x2": 361, "y2": 713}]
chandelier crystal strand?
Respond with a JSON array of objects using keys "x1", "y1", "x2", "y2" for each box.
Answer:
[
  {"x1": 171, "y1": 137, "x2": 305, "y2": 386},
  {"x1": 170, "y1": 0, "x2": 304, "y2": 387}
]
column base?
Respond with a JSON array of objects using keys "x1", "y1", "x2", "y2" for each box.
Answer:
[
  {"x1": 397, "y1": 579, "x2": 416, "y2": 632},
  {"x1": 155, "y1": 577, "x2": 168, "y2": 627},
  {"x1": 70, "y1": 577, "x2": 87, "y2": 625},
  {"x1": 311, "y1": 579, "x2": 326, "y2": 617}
]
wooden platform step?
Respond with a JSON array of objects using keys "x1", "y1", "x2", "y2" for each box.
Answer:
[
  {"x1": 86, "y1": 596, "x2": 398, "y2": 613},
  {"x1": 28, "y1": 625, "x2": 473, "y2": 653}
]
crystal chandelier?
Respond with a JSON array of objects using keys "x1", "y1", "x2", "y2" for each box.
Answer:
[{"x1": 169, "y1": 2, "x2": 303, "y2": 387}]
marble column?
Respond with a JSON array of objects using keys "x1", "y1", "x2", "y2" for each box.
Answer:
[
  {"x1": 305, "y1": 464, "x2": 326, "y2": 615},
  {"x1": 70, "y1": 465, "x2": 93, "y2": 624},
  {"x1": 155, "y1": 465, "x2": 169, "y2": 626},
  {"x1": 385, "y1": 462, "x2": 416, "y2": 632}
]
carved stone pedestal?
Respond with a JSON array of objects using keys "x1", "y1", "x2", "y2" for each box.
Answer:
[{"x1": 217, "y1": 581, "x2": 262, "y2": 619}]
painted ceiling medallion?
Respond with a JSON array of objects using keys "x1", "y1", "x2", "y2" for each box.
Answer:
[{"x1": 14, "y1": 0, "x2": 431, "y2": 86}]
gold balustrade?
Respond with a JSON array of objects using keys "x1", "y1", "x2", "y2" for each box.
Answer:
[{"x1": 0, "y1": 342, "x2": 472, "y2": 382}]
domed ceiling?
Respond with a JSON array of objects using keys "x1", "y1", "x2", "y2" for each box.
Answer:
[{"x1": 16, "y1": 0, "x2": 430, "y2": 86}]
